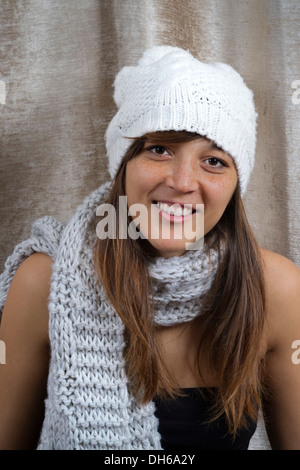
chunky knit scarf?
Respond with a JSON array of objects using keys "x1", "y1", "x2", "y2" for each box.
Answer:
[
  {"x1": 150, "y1": 245, "x2": 218, "y2": 326},
  {"x1": 0, "y1": 183, "x2": 219, "y2": 450}
]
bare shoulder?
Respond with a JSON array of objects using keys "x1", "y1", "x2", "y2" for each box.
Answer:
[
  {"x1": 260, "y1": 248, "x2": 300, "y2": 297},
  {"x1": 12, "y1": 251, "x2": 53, "y2": 287},
  {"x1": 260, "y1": 248, "x2": 300, "y2": 350},
  {"x1": 0, "y1": 253, "x2": 53, "y2": 449},
  {"x1": 0, "y1": 252, "x2": 53, "y2": 345}
]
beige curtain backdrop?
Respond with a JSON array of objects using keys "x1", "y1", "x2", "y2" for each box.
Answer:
[
  {"x1": 0, "y1": 0, "x2": 299, "y2": 449},
  {"x1": 1, "y1": 0, "x2": 300, "y2": 271}
]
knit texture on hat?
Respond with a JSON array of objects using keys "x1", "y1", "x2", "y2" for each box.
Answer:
[{"x1": 105, "y1": 46, "x2": 257, "y2": 194}]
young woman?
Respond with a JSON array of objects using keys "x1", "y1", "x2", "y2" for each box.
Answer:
[{"x1": 0, "y1": 46, "x2": 299, "y2": 450}]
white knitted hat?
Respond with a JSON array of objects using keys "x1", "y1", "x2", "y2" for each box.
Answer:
[{"x1": 105, "y1": 46, "x2": 257, "y2": 194}]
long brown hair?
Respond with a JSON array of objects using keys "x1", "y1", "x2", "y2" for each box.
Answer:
[{"x1": 94, "y1": 131, "x2": 266, "y2": 436}]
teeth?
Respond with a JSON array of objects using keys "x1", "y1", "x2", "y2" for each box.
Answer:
[{"x1": 156, "y1": 201, "x2": 193, "y2": 217}]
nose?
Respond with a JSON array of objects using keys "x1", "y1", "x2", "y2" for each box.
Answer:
[{"x1": 164, "y1": 157, "x2": 199, "y2": 193}]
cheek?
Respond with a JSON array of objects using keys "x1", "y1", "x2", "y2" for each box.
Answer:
[
  {"x1": 209, "y1": 177, "x2": 236, "y2": 196},
  {"x1": 126, "y1": 160, "x2": 152, "y2": 205},
  {"x1": 203, "y1": 174, "x2": 238, "y2": 212},
  {"x1": 202, "y1": 178, "x2": 237, "y2": 234},
  {"x1": 126, "y1": 159, "x2": 161, "y2": 201}
]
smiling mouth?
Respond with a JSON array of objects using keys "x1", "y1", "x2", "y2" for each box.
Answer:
[{"x1": 154, "y1": 201, "x2": 196, "y2": 218}]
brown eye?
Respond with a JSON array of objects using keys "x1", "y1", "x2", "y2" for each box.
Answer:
[
  {"x1": 205, "y1": 157, "x2": 227, "y2": 167},
  {"x1": 147, "y1": 145, "x2": 169, "y2": 156}
]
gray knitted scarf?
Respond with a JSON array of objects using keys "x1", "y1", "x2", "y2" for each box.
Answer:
[
  {"x1": 150, "y1": 244, "x2": 218, "y2": 326},
  {"x1": 0, "y1": 182, "x2": 219, "y2": 449}
]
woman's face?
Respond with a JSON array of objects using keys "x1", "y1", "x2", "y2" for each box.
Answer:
[{"x1": 125, "y1": 136, "x2": 238, "y2": 258}]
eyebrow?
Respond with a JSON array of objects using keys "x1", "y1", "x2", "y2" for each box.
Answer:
[
  {"x1": 206, "y1": 141, "x2": 224, "y2": 152},
  {"x1": 204, "y1": 139, "x2": 234, "y2": 162},
  {"x1": 143, "y1": 136, "x2": 226, "y2": 154}
]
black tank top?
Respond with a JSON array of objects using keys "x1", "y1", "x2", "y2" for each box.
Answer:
[{"x1": 153, "y1": 388, "x2": 257, "y2": 450}]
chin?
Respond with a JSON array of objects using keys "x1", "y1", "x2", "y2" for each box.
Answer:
[{"x1": 149, "y1": 240, "x2": 189, "y2": 258}]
